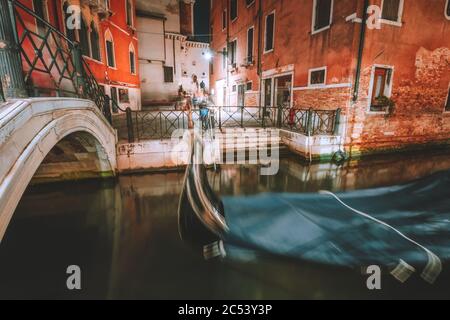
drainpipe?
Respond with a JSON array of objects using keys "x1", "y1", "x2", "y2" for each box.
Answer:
[
  {"x1": 352, "y1": 0, "x2": 369, "y2": 102},
  {"x1": 226, "y1": 0, "x2": 230, "y2": 106},
  {"x1": 257, "y1": 0, "x2": 263, "y2": 107},
  {"x1": 0, "y1": 0, "x2": 28, "y2": 99}
]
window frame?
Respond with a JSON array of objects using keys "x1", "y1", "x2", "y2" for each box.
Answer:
[
  {"x1": 264, "y1": 11, "x2": 275, "y2": 54},
  {"x1": 308, "y1": 66, "x2": 327, "y2": 87},
  {"x1": 446, "y1": 0, "x2": 450, "y2": 20},
  {"x1": 229, "y1": 38, "x2": 238, "y2": 67},
  {"x1": 230, "y1": 0, "x2": 238, "y2": 22},
  {"x1": 125, "y1": 0, "x2": 134, "y2": 27},
  {"x1": 129, "y1": 43, "x2": 136, "y2": 75},
  {"x1": 444, "y1": 84, "x2": 450, "y2": 112},
  {"x1": 246, "y1": 0, "x2": 255, "y2": 8},
  {"x1": 311, "y1": 0, "x2": 334, "y2": 35},
  {"x1": 380, "y1": 0, "x2": 404, "y2": 27},
  {"x1": 90, "y1": 21, "x2": 101, "y2": 62},
  {"x1": 105, "y1": 29, "x2": 116, "y2": 68},
  {"x1": 32, "y1": 0, "x2": 49, "y2": 36},
  {"x1": 246, "y1": 26, "x2": 254, "y2": 64},
  {"x1": 367, "y1": 64, "x2": 395, "y2": 113},
  {"x1": 222, "y1": 9, "x2": 227, "y2": 31}
]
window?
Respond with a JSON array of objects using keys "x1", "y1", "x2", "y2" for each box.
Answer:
[
  {"x1": 445, "y1": 87, "x2": 450, "y2": 111},
  {"x1": 309, "y1": 67, "x2": 326, "y2": 86},
  {"x1": 79, "y1": 18, "x2": 90, "y2": 56},
  {"x1": 232, "y1": 85, "x2": 236, "y2": 92},
  {"x1": 119, "y1": 88, "x2": 130, "y2": 103},
  {"x1": 369, "y1": 66, "x2": 394, "y2": 112},
  {"x1": 164, "y1": 66, "x2": 174, "y2": 83},
  {"x1": 126, "y1": 0, "x2": 133, "y2": 27},
  {"x1": 129, "y1": 45, "x2": 136, "y2": 74},
  {"x1": 105, "y1": 30, "x2": 115, "y2": 67},
  {"x1": 33, "y1": 0, "x2": 48, "y2": 35},
  {"x1": 222, "y1": 10, "x2": 227, "y2": 30},
  {"x1": 265, "y1": 12, "x2": 275, "y2": 52},
  {"x1": 90, "y1": 22, "x2": 101, "y2": 61},
  {"x1": 381, "y1": 0, "x2": 403, "y2": 24},
  {"x1": 246, "y1": 82, "x2": 252, "y2": 91},
  {"x1": 110, "y1": 87, "x2": 118, "y2": 112},
  {"x1": 446, "y1": 0, "x2": 450, "y2": 19},
  {"x1": 230, "y1": 0, "x2": 238, "y2": 21},
  {"x1": 246, "y1": 27, "x2": 254, "y2": 64},
  {"x1": 246, "y1": 0, "x2": 255, "y2": 7},
  {"x1": 229, "y1": 39, "x2": 237, "y2": 66},
  {"x1": 312, "y1": 0, "x2": 333, "y2": 33}
]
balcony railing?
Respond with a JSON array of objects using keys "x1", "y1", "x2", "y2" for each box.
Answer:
[
  {"x1": 119, "y1": 106, "x2": 341, "y2": 142},
  {"x1": 4, "y1": 0, "x2": 117, "y2": 122}
]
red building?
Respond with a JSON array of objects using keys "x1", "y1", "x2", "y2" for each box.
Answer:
[
  {"x1": 210, "y1": 0, "x2": 450, "y2": 156},
  {"x1": 15, "y1": 0, "x2": 140, "y2": 111}
]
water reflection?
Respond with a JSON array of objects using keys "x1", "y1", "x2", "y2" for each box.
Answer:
[{"x1": 1, "y1": 149, "x2": 450, "y2": 299}]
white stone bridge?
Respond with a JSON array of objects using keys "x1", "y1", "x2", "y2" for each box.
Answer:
[{"x1": 0, "y1": 98, "x2": 117, "y2": 241}]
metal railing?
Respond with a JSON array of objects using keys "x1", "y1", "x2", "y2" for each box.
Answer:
[
  {"x1": 121, "y1": 106, "x2": 341, "y2": 142},
  {"x1": 8, "y1": 0, "x2": 113, "y2": 122}
]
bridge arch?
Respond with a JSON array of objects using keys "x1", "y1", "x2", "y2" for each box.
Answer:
[{"x1": 0, "y1": 98, "x2": 117, "y2": 241}]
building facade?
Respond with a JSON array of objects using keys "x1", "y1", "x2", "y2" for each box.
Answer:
[
  {"x1": 210, "y1": 0, "x2": 450, "y2": 156},
  {"x1": 17, "y1": 0, "x2": 141, "y2": 111},
  {"x1": 136, "y1": 0, "x2": 210, "y2": 107}
]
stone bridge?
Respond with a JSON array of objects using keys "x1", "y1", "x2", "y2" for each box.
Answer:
[{"x1": 0, "y1": 98, "x2": 117, "y2": 241}]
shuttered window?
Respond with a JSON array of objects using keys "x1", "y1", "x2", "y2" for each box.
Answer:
[
  {"x1": 314, "y1": 0, "x2": 332, "y2": 31},
  {"x1": 230, "y1": 0, "x2": 238, "y2": 21},
  {"x1": 247, "y1": 27, "x2": 254, "y2": 63},
  {"x1": 106, "y1": 40, "x2": 115, "y2": 67},
  {"x1": 164, "y1": 66, "x2": 174, "y2": 83},
  {"x1": 382, "y1": 0, "x2": 401, "y2": 22},
  {"x1": 265, "y1": 13, "x2": 274, "y2": 52}
]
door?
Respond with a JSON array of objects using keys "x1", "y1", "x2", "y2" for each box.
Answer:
[
  {"x1": 274, "y1": 75, "x2": 292, "y2": 127},
  {"x1": 237, "y1": 84, "x2": 245, "y2": 106}
]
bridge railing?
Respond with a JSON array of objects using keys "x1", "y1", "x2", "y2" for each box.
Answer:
[
  {"x1": 120, "y1": 106, "x2": 341, "y2": 142},
  {"x1": 2, "y1": 0, "x2": 114, "y2": 122}
]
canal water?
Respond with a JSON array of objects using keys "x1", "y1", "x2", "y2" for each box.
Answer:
[{"x1": 1, "y1": 149, "x2": 450, "y2": 299}]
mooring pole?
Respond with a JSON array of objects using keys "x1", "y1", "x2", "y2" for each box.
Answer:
[{"x1": 0, "y1": 0, "x2": 28, "y2": 99}]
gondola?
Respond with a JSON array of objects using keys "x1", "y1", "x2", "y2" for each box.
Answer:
[{"x1": 178, "y1": 125, "x2": 450, "y2": 284}]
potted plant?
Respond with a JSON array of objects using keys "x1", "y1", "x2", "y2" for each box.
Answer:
[{"x1": 374, "y1": 95, "x2": 396, "y2": 117}]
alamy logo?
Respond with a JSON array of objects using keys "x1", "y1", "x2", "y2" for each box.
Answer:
[
  {"x1": 366, "y1": 265, "x2": 382, "y2": 290},
  {"x1": 66, "y1": 5, "x2": 81, "y2": 30},
  {"x1": 66, "y1": 265, "x2": 81, "y2": 290}
]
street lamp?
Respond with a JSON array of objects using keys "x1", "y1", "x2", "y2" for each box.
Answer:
[{"x1": 202, "y1": 49, "x2": 227, "y2": 61}]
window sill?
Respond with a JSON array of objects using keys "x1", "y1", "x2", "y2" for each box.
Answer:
[
  {"x1": 83, "y1": 56, "x2": 103, "y2": 64},
  {"x1": 311, "y1": 25, "x2": 331, "y2": 35},
  {"x1": 380, "y1": 19, "x2": 402, "y2": 27},
  {"x1": 263, "y1": 49, "x2": 274, "y2": 55},
  {"x1": 307, "y1": 83, "x2": 326, "y2": 88}
]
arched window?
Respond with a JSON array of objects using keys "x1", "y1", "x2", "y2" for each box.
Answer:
[
  {"x1": 79, "y1": 17, "x2": 90, "y2": 56},
  {"x1": 129, "y1": 43, "x2": 136, "y2": 74},
  {"x1": 90, "y1": 22, "x2": 101, "y2": 61},
  {"x1": 63, "y1": 1, "x2": 76, "y2": 43},
  {"x1": 126, "y1": 0, "x2": 133, "y2": 26},
  {"x1": 105, "y1": 29, "x2": 115, "y2": 67}
]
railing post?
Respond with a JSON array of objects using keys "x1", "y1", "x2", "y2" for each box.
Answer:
[
  {"x1": 126, "y1": 107, "x2": 135, "y2": 143},
  {"x1": 0, "y1": 0, "x2": 28, "y2": 99},
  {"x1": 71, "y1": 43, "x2": 86, "y2": 97},
  {"x1": 306, "y1": 108, "x2": 313, "y2": 136},
  {"x1": 240, "y1": 106, "x2": 244, "y2": 128},
  {"x1": 219, "y1": 106, "x2": 222, "y2": 130},
  {"x1": 333, "y1": 108, "x2": 341, "y2": 136}
]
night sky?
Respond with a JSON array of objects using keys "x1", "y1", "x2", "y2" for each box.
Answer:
[{"x1": 194, "y1": 0, "x2": 211, "y2": 43}]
